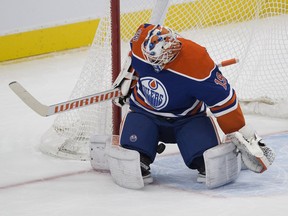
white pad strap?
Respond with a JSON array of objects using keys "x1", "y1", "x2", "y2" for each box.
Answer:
[
  {"x1": 106, "y1": 145, "x2": 144, "y2": 189},
  {"x1": 90, "y1": 135, "x2": 111, "y2": 171},
  {"x1": 203, "y1": 142, "x2": 241, "y2": 189}
]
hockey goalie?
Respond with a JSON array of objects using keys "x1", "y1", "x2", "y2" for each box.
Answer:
[{"x1": 90, "y1": 23, "x2": 275, "y2": 189}]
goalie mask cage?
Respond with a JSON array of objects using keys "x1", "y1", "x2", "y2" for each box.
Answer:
[{"x1": 40, "y1": 0, "x2": 288, "y2": 160}]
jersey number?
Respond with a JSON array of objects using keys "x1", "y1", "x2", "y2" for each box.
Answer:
[{"x1": 214, "y1": 72, "x2": 227, "y2": 90}]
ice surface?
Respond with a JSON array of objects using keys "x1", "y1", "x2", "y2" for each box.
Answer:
[{"x1": 0, "y1": 49, "x2": 288, "y2": 216}]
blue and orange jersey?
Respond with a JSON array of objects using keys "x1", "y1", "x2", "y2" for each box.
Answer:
[{"x1": 128, "y1": 24, "x2": 245, "y2": 134}]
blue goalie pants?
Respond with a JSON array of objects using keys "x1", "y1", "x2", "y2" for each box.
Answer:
[{"x1": 120, "y1": 111, "x2": 220, "y2": 168}]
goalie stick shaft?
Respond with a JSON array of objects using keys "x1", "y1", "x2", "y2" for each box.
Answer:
[
  {"x1": 9, "y1": 58, "x2": 238, "y2": 117},
  {"x1": 9, "y1": 81, "x2": 122, "y2": 117}
]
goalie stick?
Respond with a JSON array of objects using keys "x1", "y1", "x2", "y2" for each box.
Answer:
[
  {"x1": 9, "y1": 81, "x2": 122, "y2": 117},
  {"x1": 9, "y1": 58, "x2": 238, "y2": 117}
]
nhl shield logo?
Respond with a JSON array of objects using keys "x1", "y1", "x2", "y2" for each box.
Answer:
[{"x1": 140, "y1": 77, "x2": 169, "y2": 110}]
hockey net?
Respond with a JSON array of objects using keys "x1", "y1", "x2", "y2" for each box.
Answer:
[{"x1": 40, "y1": 0, "x2": 288, "y2": 160}]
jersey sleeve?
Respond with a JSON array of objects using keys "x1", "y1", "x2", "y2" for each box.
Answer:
[{"x1": 195, "y1": 67, "x2": 245, "y2": 134}]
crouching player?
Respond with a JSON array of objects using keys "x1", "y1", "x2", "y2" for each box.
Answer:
[{"x1": 90, "y1": 23, "x2": 275, "y2": 189}]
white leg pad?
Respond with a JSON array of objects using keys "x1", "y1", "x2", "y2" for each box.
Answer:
[
  {"x1": 203, "y1": 142, "x2": 241, "y2": 189},
  {"x1": 106, "y1": 145, "x2": 144, "y2": 189},
  {"x1": 90, "y1": 135, "x2": 111, "y2": 171}
]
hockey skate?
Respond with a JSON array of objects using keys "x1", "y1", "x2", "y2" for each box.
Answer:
[
  {"x1": 140, "y1": 154, "x2": 153, "y2": 184},
  {"x1": 196, "y1": 171, "x2": 206, "y2": 183}
]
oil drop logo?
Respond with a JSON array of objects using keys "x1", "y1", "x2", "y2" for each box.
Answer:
[{"x1": 141, "y1": 77, "x2": 168, "y2": 110}]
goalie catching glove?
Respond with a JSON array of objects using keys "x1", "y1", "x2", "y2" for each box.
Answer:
[
  {"x1": 112, "y1": 55, "x2": 138, "y2": 107},
  {"x1": 226, "y1": 125, "x2": 275, "y2": 173}
]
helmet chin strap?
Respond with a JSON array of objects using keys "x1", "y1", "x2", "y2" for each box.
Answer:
[{"x1": 152, "y1": 65, "x2": 164, "y2": 73}]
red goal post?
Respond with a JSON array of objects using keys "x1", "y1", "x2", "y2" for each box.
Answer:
[{"x1": 111, "y1": 0, "x2": 121, "y2": 136}]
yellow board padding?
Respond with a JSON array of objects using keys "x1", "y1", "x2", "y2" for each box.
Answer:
[
  {"x1": 0, "y1": 19, "x2": 100, "y2": 62},
  {"x1": 165, "y1": 0, "x2": 288, "y2": 32},
  {"x1": 1, "y1": 0, "x2": 286, "y2": 62},
  {"x1": 120, "y1": 0, "x2": 287, "y2": 40}
]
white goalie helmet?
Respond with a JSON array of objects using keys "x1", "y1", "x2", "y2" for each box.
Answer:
[{"x1": 141, "y1": 24, "x2": 182, "y2": 71}]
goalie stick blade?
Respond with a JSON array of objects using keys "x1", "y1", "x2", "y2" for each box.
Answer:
[
  {"x1": 9, "y1": 81, "x2": 49, "y2": 117},
  {"x1": 9, "y1": 81, "x2": 122, "y2": 117}
]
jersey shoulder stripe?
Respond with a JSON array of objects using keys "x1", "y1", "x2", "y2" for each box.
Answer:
[{"x1": 210, "y1": 90, "x2": 238, "y2": 117}]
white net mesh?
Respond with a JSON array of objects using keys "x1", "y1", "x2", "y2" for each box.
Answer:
[{"x1": 40, "y1": 0, "x2": 288, "y2": 160}]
